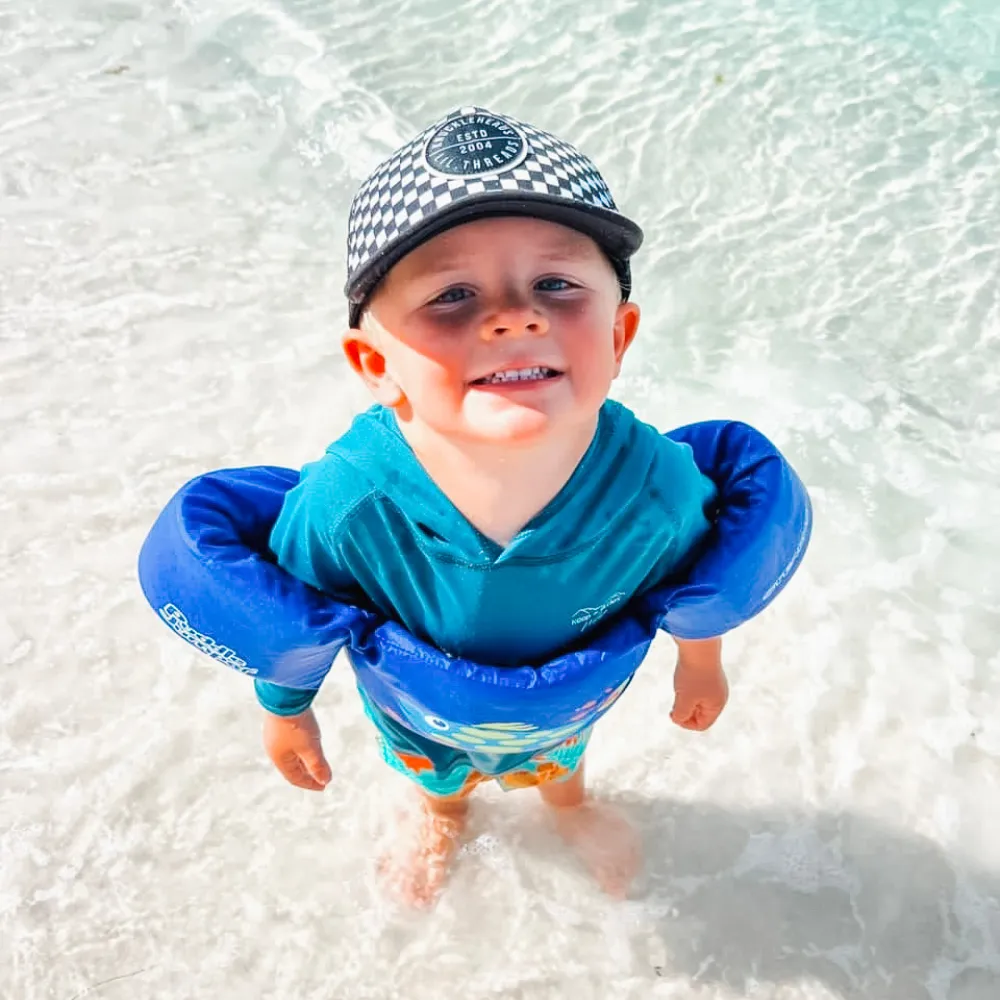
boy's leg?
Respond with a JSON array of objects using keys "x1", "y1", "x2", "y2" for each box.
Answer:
[
  {"x1": 536, "y1": 758, "x2": 587, "y2": 808},
  {"x1": 535, "y1": 752, "x2": 641, "y2": 898},
  {"x1": 373, "y1": 738, "x2": 487, "y2": 908},
  {"x1": 378, "y1": 788, "x2": 473, "y2": 909},
  {"x1": 360, "y1": 691, "x2": 488, "y2": 906}
]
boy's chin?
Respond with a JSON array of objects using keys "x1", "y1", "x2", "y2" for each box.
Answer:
[{"x1": 460, "y1": 400, "x2": 560, "y2": 446}]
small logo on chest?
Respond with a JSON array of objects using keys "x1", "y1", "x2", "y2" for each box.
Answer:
[{"x1": 571, "y1": 591, "x2": 626, "y2": 629}]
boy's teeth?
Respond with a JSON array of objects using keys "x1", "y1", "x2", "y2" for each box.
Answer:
[{"x1": 479, "y1": 366, "x2": 555, "y2": 384}]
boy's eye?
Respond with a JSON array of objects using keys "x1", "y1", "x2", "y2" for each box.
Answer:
[
  {"x1": 535, "y1": 277, "x2": 574, "y2": 292},
  {"x1": 430, "y1": 287, "x2": 472, "y2": 305}
]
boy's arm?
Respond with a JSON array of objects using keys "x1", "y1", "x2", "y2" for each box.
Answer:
[
  {"x1": 670, "y1": 636, "x2": 728, "y2": 731},
  {"x1": 254, "y1": 678, "x2": 320, "y2": 716},
  {"x1": 253, "y1": 460, "x2": 371, "y2": 793},
  {"x1": 255, "y1": 459, "x2": 366, "y2": 717}
]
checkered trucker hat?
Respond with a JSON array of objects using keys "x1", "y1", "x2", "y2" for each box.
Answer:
[{"x1": 345, "y1": 106, "x2": 644, "y2": 327}]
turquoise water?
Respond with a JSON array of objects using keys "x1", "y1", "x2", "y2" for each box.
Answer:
[{"x1": 1, "y1": 2, "x2": 999, "y2": 998}]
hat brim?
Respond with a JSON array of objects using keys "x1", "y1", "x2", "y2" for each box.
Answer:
[{"x1": 345, "y1": 191, "x2": 643, "y2": 327}]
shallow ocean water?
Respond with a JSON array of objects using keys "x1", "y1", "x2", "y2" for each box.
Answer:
[{"x1": 1, "y1": 1, "x2": 999, "y2": 998}]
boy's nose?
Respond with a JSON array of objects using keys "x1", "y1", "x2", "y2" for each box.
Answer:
[{"x1": 481, "y1": 300, "x2": 550, "y2": 340}]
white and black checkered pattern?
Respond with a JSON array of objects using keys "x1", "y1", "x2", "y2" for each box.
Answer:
[{"x1": 344, "y1": 107, "x2": 642, "y2": 325}]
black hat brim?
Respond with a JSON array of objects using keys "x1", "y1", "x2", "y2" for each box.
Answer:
[{"x1": 345, "y1": 191, "x2": 643, "y2": 327}]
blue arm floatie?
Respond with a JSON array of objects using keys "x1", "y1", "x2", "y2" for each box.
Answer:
[
  {"x1": 642, "y1": 421, "x2": 812, "y2": 639},
  {"x1": 138, "y1": 421, "x2": 811, "y2": 752}
]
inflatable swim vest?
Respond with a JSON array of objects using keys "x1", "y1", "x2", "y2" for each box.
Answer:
[{"x1": 138, "y1": 420, "x2": 811, "y2": 753}]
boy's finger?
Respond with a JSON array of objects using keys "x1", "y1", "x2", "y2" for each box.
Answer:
[
  {"x1": 700, "y1": 707, "x2": 722, "y2": 729},
  {"x1": 671, "y1": 701, "x2": 713, "y2": 730},
  {"x1": 674, "y1": 715, "x2": 702, "y2": 731},
  {"x1": 669, "y1": 696, "x2": 692, "y2": 724},
  {"x1": 303, "y1": 751, "x2": 332, "y2": 787},
  {"x1": 279, "y1": 755, "x2": 325, "y2": 791},
  {"x1": 691, "y1": 705, "x2": 724, "y2": 731},
  {"x1": 670, "y1": 710, "x2": 696, "y2": 728}
]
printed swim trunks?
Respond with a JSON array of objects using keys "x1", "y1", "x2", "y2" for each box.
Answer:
[
  {"x1": 376, "y1": 727, "x2": 591, "y2": 798},
  {"x1": 358, "y1": 686, "x2": 591, "y2": 797}
]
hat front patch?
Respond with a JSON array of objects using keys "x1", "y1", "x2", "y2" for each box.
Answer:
[{"x1": 422, "y1": 111, "x2": 528, "y2": 178}]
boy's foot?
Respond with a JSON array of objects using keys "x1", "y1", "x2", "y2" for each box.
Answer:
[
  {"x1": 550, "y1": 800, "x2": 641, "y2": 898},
  {"x1": 377, "y1": 799, "x2": 468, "y2": 908},
  {"x1": 537, "y1": 762, "x2": 641, "y2": 897}
]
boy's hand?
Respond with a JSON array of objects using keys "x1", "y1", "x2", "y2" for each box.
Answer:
[
  {"x1": 670, "y1": 637, "x2": 729, "y2": 732},
  {"x1": 262, "y1": 707, "x2": 332, "y2": 791}
]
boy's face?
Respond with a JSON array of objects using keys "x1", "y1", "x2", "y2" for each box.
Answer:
[{"x1": 343, "y1": 216, "x2": 640, "y2": 447}]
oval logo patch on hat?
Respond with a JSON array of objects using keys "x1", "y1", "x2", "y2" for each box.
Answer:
[{"x1": 422, "y1": 110, "x2": 528, "y2": 178}]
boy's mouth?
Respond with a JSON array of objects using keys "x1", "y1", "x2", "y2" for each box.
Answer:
[{"x1": 470, "y1": 366, "x2": 563, "y2": 386}]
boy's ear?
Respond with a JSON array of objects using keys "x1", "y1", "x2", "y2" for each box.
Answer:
[
  {"x1": 341, "y1": 328, "x2": 405, "y2": 407},
  {"x1": 612, "y1": 301, "x2": 641, "y2": 374}
]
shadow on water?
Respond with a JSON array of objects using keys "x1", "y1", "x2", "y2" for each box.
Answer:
[{"x1": 605, "y1": 796, "x2": 1000, "y2": 1000}]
